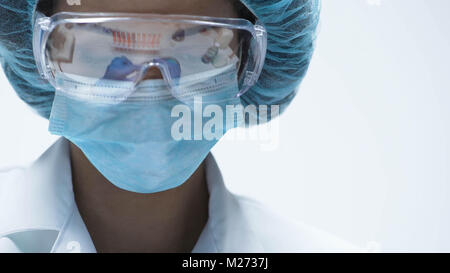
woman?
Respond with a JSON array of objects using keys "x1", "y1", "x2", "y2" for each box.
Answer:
[{"x1": 0, "y1": 0, "x2": 357, "y2": 253}]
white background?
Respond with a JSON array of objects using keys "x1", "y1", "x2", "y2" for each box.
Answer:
[{"x1": 1, "y1": 0, "x2": 450, "y2": 251}]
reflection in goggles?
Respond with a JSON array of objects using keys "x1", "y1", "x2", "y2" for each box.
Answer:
[
  {"x1": 46, "y1": 21, "x2": 240, "y2": 89},
  {"x1": 102, "y1": 56, "x2": 181, "y2": 83},
  {"x1": 172, "y1": 26, "x2": 210, "y2": 42},
  {"x1": 102, "y1": 56, "x2": 140, "y2": 81},
  {"x1": 112, "y1": 31, "x2": 163, "y2": 50}
]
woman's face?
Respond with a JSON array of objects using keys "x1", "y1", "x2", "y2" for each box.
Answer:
[{"x1": 53, "y1": 0, "x2": 239, "y2": 18}]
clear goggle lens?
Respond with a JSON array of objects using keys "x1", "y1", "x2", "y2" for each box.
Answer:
[{"x1": 38, "y1": 17, "x2": 265, "y2": 101}]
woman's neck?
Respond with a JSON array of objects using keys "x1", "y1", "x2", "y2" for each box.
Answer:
[{"x1": 68, "y1": 141, "x2": 210, "y2": 253}]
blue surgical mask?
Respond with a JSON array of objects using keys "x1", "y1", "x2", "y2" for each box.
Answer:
[{"x1": 48, "y1": 66, "x2": 242, "y2": 193}]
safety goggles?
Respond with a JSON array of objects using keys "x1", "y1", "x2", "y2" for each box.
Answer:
[{"x1": 33, "y1": 12, "x2": 267, "y2": 100}]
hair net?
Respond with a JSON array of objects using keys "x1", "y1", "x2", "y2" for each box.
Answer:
[
  {"x1": 0, "y1": 0, "x2": 54, "y2": 118},
  {"x1": 240, "y1": 0, "x2": 320, "y2": 122},
  {"x1": 0, "y1": 0, "x2": 320, "y2": 122}
]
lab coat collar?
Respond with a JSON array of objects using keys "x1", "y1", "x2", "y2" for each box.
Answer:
[
  {"x1": 0, "y1": 137, "x2": 73, "y2": 237},
  {"x1": 1, "y1": 137, "x2": 263, "y2": 253},
  {"x1": 193, "y1": 153, "x2": 264, "y2": 253}
]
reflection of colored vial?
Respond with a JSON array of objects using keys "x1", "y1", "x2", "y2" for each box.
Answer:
[{"x1": 202, "y1": 46, "x2": 219, "y2": 64}]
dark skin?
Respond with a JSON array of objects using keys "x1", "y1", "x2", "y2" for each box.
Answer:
[{"x1": 52, "y1": 0, "x2": 240, "y2": 253}]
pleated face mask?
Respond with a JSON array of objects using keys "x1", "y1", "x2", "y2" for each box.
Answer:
[{"x1": 49, "y1": 64, "x2": 243, "y2": 193}]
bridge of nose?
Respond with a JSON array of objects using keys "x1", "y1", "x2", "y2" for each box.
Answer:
[
  {"x1": 135, "y1": 58, "x2": 181, "y2": 89},
  {"x1": 142, "y1": 66, "x2": 164, "y2": 80}
]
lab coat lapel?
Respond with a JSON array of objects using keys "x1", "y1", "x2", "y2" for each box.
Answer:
[
  {"x1": 0, "y1": 136, "x2": 96, "y2": 253},
  {"x1": 192, "y1": 154, "x2": 264, "y2": 253},
  {"x1": 0, "y1": 137, "x2": 74, "y2": 238},
  {"x1": 47, "y1": 138, "x2": 96, "y2": 253},
  {"x1": 51, "y1": 201, "x2": 96, "y2": 253}
]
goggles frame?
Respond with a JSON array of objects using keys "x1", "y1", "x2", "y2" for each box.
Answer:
[{"x1": 33, "y1": 12, "x2": 267, "y2": 97}]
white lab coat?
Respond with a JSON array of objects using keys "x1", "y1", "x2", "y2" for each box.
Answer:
[{"x1": 0, "y1": 137, "x2": 360, "y2": 253}]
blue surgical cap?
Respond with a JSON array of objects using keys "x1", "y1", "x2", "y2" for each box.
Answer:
[{"x1": 0, "y1": 0, "x2": 320, "y2": 122}]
